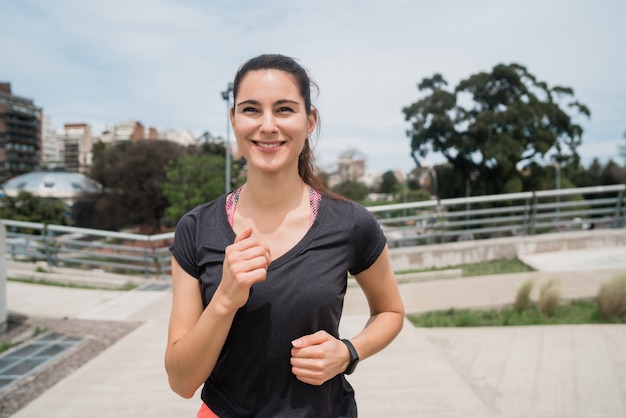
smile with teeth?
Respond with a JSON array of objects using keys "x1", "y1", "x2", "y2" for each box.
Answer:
[{"x1": 254, "y1": 141, "x2": 286, "y2": 148}]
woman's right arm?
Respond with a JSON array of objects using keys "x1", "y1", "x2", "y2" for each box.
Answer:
[{"x1": 165, "y1": 227, "x2": 271, "y2": 398}]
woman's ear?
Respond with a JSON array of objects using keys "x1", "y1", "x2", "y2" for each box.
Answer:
[{"x1": 307, "y1": 107, "x2": 318, "y2": 136}]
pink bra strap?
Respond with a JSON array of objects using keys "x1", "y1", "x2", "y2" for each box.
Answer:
[{"x1": 226, "y1": 185, "x2": 321, "y2": 227}]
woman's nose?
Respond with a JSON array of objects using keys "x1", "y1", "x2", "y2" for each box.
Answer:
[{"x1": 259, "y1": 114, "x2": 278, "y2": 133}]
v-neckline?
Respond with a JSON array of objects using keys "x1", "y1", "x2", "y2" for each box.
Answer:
[{"x1": 221, "y1": 190, "x2": 325, "y2": 270}]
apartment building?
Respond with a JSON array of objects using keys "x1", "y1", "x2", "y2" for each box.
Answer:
[
  {"x1": 0, "y1": 83, "x2": 42, "y2": 182},
  {"x1": 99, "y1": 120, "x2": 158, "y2": 143},
  {"x1": 58, "y1": 123, "x2": 93, "y2": 173},
  {"x1": 41, "y1": 115, "x2": 63, "y2": 168}
]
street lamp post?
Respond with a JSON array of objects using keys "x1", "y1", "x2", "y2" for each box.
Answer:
[
  {"x1": 221, "y1": 82, "x2": 234, "y2": 194},
  {"x1": 419, "y1": 159, "x2": 439, "y2": 205}
]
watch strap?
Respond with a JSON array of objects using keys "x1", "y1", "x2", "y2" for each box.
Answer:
[{"x1": 341, "y1": 338, "x2": 360, "y2": 375}]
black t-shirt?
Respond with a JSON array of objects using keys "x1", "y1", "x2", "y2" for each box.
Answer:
[{"x1": 170, "y1": 194, "x2": 387, "y2": 417}]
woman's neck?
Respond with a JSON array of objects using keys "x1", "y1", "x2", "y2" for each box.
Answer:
[{"x1": 239, "y1": 171, "x2": 307, "y2": 213}]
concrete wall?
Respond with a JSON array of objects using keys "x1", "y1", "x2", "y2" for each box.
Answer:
[
  {"x1": 0, "y1": 225, "x2": 6, "y2": 333},
  {"x1": 389, "y1": 229, "x2": 626, "y2": 272}
]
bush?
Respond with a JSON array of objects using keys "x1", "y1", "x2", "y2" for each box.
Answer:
[
  {"x1": 538, "y1": 280, "x2": 560, "y2": 317},
  {"x1": 514, "y1": 279, "x2": 534, "y2": 312},
  {"x1": 597, "y1": 274, "x2": 626, "y2": 322}
]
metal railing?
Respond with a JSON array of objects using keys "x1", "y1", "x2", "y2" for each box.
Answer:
[
  {"x1": 372, "y1": 184, "x2": 625, "y2": 247},
  {"x1": 3, "y1": 221, "x2": 173, "y2": 278},
  {"x1": 2, "y1": 184, "x2": 625, "y2": 278}
]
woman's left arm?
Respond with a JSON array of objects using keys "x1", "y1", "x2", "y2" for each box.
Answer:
[
  {"x1": 348, "y1": 244, "x2": 405, "y2": 360},
  {"x1": 290, "y1": 245, "x2": 404, "y2": 385}
]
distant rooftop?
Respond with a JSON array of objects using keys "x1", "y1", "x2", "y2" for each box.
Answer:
[{"x1": 2, "y1": 171, "x2": 102, "y2": 199}]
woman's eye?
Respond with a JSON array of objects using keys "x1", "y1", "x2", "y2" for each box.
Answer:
[
  {"x1": 277, "y1": 107, "x2": 294, "y2": 113},
  {"x1": 242, "y1": 107, "x2": 258, "y2": 113}
]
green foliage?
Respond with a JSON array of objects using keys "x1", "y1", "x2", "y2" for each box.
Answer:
[
  {"x1": 408, "y1": 300, "x2": 612, "y2": 328},
  {"x1": 597, "y1": 274, "x2": 626, "y2": 322},
  {"x1": 514, "y1": 279, "x2": 534, "y2": 312},
  {"x1": 538, "y1": 280, "x2": 561, "y2": 317},
  {"x1": 0, "y1": 191, "x2": 67, "y2": 224},
  {"x1": 404, "y1": 189, "x2": 431, "y2": 202},
  {"x1": 331, "y1": 180, "x2": 371, "y2": 202},
  {"x1": 568, "y1": 158, "x2": 626, "y2": 187},
  {"x1": 89, "y1": 140, "x2": 188, "y2": 231},
  {"x1": 0, "y1": 341, "x2": 17, "y2": 354},
  {"x1": 379, "y1": 171, "x2": 399, "y2": 194},
  {"x1": 163, "y1": 154, "x2": 227, "y2": 221},
  {"x1": 431, "y1": 164, "x2": 466, "y2": 199},
  {"x1": 460, "y1": 258, "x2": 534, "y2": 277},
  {"x1": 403, "y1": 63, "x2": 590, "y2": 197}
]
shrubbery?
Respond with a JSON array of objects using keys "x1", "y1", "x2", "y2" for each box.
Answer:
[{"x1": 597, "y1": 274, "x2": 626, "y2": 322}]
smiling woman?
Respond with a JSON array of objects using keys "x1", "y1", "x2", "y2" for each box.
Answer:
[
  {"x1": 165, "y1": 54, "x2": 404, "y2": 418},
  {"x1": 231, "y1": 68, "x2": 314, "y2": 177}
]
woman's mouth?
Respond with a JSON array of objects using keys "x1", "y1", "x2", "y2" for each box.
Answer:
[{"x1": 253, "y1": 141, "x2": 285, "y2": 149}]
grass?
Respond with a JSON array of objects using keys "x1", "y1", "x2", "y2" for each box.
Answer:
[
  {"x1": 8, "y1": 277, "x2": 137, "y2": 291},
  {"x1": 398, "y1": 257, "x2": 534, "y2": 278},
  {"x1": 408, "y1": 299, "x2": 621, "y2": 328},
  {"x1": 406, "y1": 260, "x2": 626, "y2": 328},
  {"x1": 0, "y1": 341, "x2": 16, "y2": 354},
  {"x1": 461, "y1": 258, "x2": 534, "y2": 277}
]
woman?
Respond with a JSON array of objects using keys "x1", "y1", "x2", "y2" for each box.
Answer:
[{"x1": 165, "y1": 54, "x2": 404, "y2": 417}]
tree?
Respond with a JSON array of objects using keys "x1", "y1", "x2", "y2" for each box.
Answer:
[
  {"x1": 379, "y1": 171, "x2": 399, "y2": 195},
  {"x1": 0, "y1": 190, "x2": 67, "y2": 224},
  {"x1": 163, "y1": 154, "x2": 226, "y2": 221},
  {"x1": 161, "y1": 131, "x2": 247, "y2": 223},
  {"x1": 403, "y1": 63, "x2": 591, "y2": 197},
  {"x1": 331, "y1": 180, "x2": 370, "y2": 202},
  {"x1": 90, "y1": 140, "x2": 188, "y2": 231}
]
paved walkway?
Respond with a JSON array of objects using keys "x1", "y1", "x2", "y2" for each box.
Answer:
[{"x1": 4, "y1": 246, "x2": 626, "y2": 417}]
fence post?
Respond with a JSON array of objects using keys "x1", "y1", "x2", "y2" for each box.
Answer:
[
  {"x1": 530, "y1": 191, "x2": 538, "y2": 235},
  {"x1": 616, "y1": 189, "x2": 625, "y2": 228},
  {"x1": 143, "y1": 239, "x2": 149, "y2": 279},
  {"x1": 44, "y1": 224, "x2": 53, "y2": 267},
  {"x1": 523, "y1": 196, "x2": 531, "y2": 235}
]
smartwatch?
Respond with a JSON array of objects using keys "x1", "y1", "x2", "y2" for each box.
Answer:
[{"x1": 341, "y1": 339, "x2": 360, "y2": 375}]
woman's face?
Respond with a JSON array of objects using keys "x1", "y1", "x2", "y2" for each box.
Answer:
[{"x1": 231, "y1": 69, "x2": 316, "y2": 176}]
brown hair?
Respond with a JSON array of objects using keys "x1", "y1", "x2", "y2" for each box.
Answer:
[{"x1": 232, "y1": 54, "x2": 335, "y2": 196}]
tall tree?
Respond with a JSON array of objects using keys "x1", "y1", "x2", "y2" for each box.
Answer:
[
  {"x1": 161, "y1": 131, "x2": 247, "y2": 223},
  {"x1": 162, "y1": 154, "x2": 226, "y2": 221},
  {"x1": 90, "y1": 140, "x2": 187, "y2": 231},
  {"x1": 379, "y1": 170, "x2": 399, "y2": 194},
  {"x1": 403, "y1": 63, "x2": 590, "y2": 197},
  {"x1": 331, "y1": 180, "x2": 370, "y2": 202}
]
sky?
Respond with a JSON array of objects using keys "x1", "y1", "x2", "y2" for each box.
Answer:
[{"x1": 1, "y1": 0, "x2": 625, "y2": 174}]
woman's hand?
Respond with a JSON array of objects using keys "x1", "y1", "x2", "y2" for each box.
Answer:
[
  {"x1": 165, "y1": 228, "x2": 270, "y2": 398},
  {"x1": 290, "y1": 331, "x2": 350, "y2": 386},
  {"x1": 216, "y1": 227, "x2": 271, "y2": 312}
]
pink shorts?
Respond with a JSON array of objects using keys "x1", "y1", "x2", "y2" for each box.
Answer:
[{"x1": 197, "y1": 402, "x2": 219, "y2": 418}]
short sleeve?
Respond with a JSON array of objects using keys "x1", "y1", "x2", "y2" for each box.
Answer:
[
  {"x1": 169, "y1": 209, "x2": 200, "y2": 279},
  {"x1": 348, "y1": 202, "x2": 387, "y2": 275}
]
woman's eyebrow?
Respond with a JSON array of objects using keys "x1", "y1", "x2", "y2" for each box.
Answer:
[
  {"x1": 235, "y1": 99, "x2": 301, "y2": 107},
  {"x1": 235, "y1": 99, "x2": 260, "y2": 107},
  {"x1": 275, "y1": 99, "x2": 300, "y2": 106}
]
